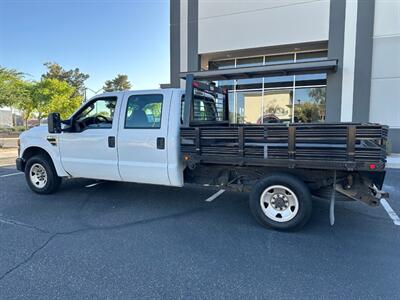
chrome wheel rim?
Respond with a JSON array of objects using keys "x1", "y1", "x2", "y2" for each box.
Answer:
[
  {"x1": 260, "y1": 185, "x2": 299, "y2": 222},
  {"x1": 29, "y1": 163, "x2": 48, "y2": 189}
]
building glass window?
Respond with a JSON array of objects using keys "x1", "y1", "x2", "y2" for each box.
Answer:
[
  {"x1": 263, "y1": 89, "x2": 293, "y2": 124},
  {"x1": 296, "y1": 51, "x2": 328, "y2": 62},
  {"x1": 265, "y1": 54, "x2": 294, "y2": 65},
  {"x1": 208, "y1": 59, "x2": 235, "y2": 70},
  {"x1": 236, "y1": 90, "x2": 263, "y2": 124},
  {"x1": 294, "y1": 87, "x2": 326, "y2": 123},
  {"x1": 217, "y1": 79, "x2": 234, "y2": 90},
  {"x1": 236, "y1": 78, "x2": 263, "y2": 90},
  {"x1": 264, "y1": 75, "x2": 294, "y2": 89},
  {"x1": 208, "y1": 50, "x2": 327, "y2": 124},
  {"x1": 295, "y1": 73, "x2": 326, "y2": 86},
  {"x1": 236, "y1": 56, "x2": 263, "y2": 67}
]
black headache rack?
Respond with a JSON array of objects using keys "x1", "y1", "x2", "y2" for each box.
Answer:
[{"x1": 180, "y1": 66, "x2": 388, "y2": 172}]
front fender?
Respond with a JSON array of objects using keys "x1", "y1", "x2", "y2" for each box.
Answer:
[{"x1": 20, "y1": 135, "x2": 69, "y2": 177}]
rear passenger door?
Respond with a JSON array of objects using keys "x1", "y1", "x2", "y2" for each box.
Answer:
[{"x1": 117, "y1": 90, "x2": 171, "y2": 185}]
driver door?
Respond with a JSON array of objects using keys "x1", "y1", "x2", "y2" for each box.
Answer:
[{"x1": 58, "y1": 96, "x2": 122, "y2": 180}]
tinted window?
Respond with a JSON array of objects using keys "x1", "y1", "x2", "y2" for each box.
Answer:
[
  {"x1": 265, "y1": 54, "x2": 294, "y2": 65},
  {"x1": 125, "y1": 94, "x2": 163, "y2": 128},
  {"x1": 208, "y1": 59, "x2": 235, "y2": 70},
  {"x1": 236, "y1": 56, "x2": 263, "y2": 67},
  {"x1": 296, "y1": 51, "x2": 328, "y2": 62}
]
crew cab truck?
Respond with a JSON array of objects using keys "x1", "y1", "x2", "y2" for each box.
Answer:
[{"x1": 16, "y1": 73, "x2": 389, "y2": 231}]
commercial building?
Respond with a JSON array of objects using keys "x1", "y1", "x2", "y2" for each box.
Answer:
[{"x1": 169, "y1": 0, "x2": 400, "y2": 152}]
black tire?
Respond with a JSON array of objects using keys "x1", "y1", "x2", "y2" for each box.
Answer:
[
  {"x1": 25, "y1": 155, "x2": 62, "y2": 194},
  {"x1": 249, "y1": 173, "x2": 312, "y2": 231}
]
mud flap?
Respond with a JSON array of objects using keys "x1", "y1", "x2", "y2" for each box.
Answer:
[{"x1": 330, "y1": 171, "x2": 336, "y2": 226}]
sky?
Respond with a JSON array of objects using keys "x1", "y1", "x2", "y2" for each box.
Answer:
[{"x1": 0, "y1": 0, "x2": 170, "y2": 98}]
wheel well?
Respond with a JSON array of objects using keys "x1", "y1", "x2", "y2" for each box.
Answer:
[{"x1": 22, "y1": 147, "x2": 52, "y2": 163}]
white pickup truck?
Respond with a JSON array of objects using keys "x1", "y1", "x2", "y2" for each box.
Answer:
[
  {"x1": 16, "y1": 74, "x2": 389, "y2": 231},
  {"x1": 18, "y1": 89, "x2": 184, "y2": 188}
]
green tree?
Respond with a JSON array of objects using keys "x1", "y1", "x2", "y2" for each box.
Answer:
[
  {"x1": 308, "y1": 87, "x2": 326, "y2": 105},
  {"x1": 16, "y1": 82, "x2": 37, "y2": 129},
  {"x1": 0, "y1": 66, "x2": 34, "y2": 127},
  {"x1": 294, "y1": 102, "x2": 321, "y2": 123},
  {"x1": 32, "y1": 78, "x2": 83, "y2": 120},
  {"x1": 42, "y1": 62, "x2": 89, "y2": 96},
  {"x1": 103, "y1": 74, "x2": 132, "y2": 92},
  {"x1": 0, "y1": 67, "x2": 26, "y2": 108}
]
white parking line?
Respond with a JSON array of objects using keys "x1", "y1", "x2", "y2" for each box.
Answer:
[
  {"x1": 85, "y1": 182, "x2": 101, "y2": 188},
  {"x1": 205, "y1": 189, "x2": 225, "y2": 202},
  {"x1": 0, "y1": 172, "x2": 22, "y2": 178},
  {"x1": 380, "y1": 199, "x2": 400, "y2": 226}
]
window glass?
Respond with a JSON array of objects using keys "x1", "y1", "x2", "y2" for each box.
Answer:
[
  {"x1": 208, "y1": 59, "x2": 235, "y2": 70},
  {"x1": 75, "y1": 98, "x2": 117, "y2": 129},
  {"x1": 236, "y1": 90, "x2": 263, "y2": 124},
  {"x1": 216, "y1": 79, "x2": 234, "y2": 90},
  {"x1": 227, "y1": 92, "x2": 236, "y2": 123},
  {"x1": 264, "y1": 75, "x2": 294, "y2": 89},
  {"x1": 236, "y1": 56, "x2": 263, "y2": 67},
  {"x1": 263, "y1": 89, "x2": 293, "y2": 124},
  {"x1": 236, "y1": 78, "x2": 263, "y2": 90},
  {"x1": 265, "y1": 54, "x2": 294, "y2": 65},
  {"x1": 295, "y1": 73, "x2": 327, "y2": 87},
  {"x1": 125, "y1": 94, "x2": 163, "y2": 128},
  {"x1": 296, "y1": 51, "x2": 328, "y2": 62},
  {"x1": 294, "y1": 87, "x2": 326, "y2": 123}
]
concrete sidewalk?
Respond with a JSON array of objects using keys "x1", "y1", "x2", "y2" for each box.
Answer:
[
  {"x1": 0, "y1": 137, "x2": 19, "y2": 148},
  {"x1": 0, "y1": 148, "x2": 17, "y2": 166}
]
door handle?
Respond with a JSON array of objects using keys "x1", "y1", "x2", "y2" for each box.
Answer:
[
  {"x1": 157, "y1": 137, "x2": 165, "y2": 150},
  {"x1": 108, "y1": 136, "x2": 116, "y2": 148}
]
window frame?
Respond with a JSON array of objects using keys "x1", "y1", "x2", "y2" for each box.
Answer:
[{"x1": 123, "y1": 93, "x2": 164, "y2": 129}]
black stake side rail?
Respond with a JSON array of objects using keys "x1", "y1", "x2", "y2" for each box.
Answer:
[{"x1": 180, "y1": 123, "x2": 388, "y2": 172}]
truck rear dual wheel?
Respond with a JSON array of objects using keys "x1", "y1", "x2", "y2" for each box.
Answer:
[
  {"x1": 25, "y1": 155, "x2": 62, "y2": 194},
  {"x1": 249, "y1": 173, "x2": 312, "y2": 231}
]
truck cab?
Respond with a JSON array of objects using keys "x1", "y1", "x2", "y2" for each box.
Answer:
[{"x1": 18, "y1": 89, "x2": 186, "y2": 191}]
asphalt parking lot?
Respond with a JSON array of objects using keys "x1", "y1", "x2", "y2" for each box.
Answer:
[{"x1": 1, "y1": 165, "x2": 399, "y2": 299}]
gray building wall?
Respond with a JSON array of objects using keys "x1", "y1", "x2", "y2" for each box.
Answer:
[
  {"x1": 197, "y1": 0, "x2": 329, "y2": 54},
  {"x1": 170, "y1": 0, "x2": 399, "y2": 152},
  {"x1": 369, "y1": 0, "x2": 400, "y2": 152}
]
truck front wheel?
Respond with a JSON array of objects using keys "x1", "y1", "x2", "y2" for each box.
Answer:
[
  {"x1": 249, "y1": 173, "x2": 312, "y2": 231},
  {"x1": 25, "y1": 155, "x2": 61, "y2": 194}
]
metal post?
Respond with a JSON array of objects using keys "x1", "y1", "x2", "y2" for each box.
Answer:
[
  {"x1": 183, "y1": 74, "x2": 194, "y2": 127},
  {"x1": 224, "y1": 90, "x2": 229, "y2": 122}
]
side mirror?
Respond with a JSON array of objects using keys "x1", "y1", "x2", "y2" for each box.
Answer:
[{"x1": 48, "y1": 112, "x2": 62, "y2": 133}]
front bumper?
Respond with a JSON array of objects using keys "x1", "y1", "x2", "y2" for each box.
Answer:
[{"x1": 16, "y1": 158, "x2": 25, "y2": 172}]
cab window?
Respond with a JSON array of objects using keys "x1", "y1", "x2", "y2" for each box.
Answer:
[
  {"x1": 125, "y1": 94, "x2": 163, "y2": 128},
  {"x1": 181, "y1": 92, "x2": 220, "y2": 123},
  {"x1": 74, "y1": 97, "x2": 117, "y2": 131}
]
